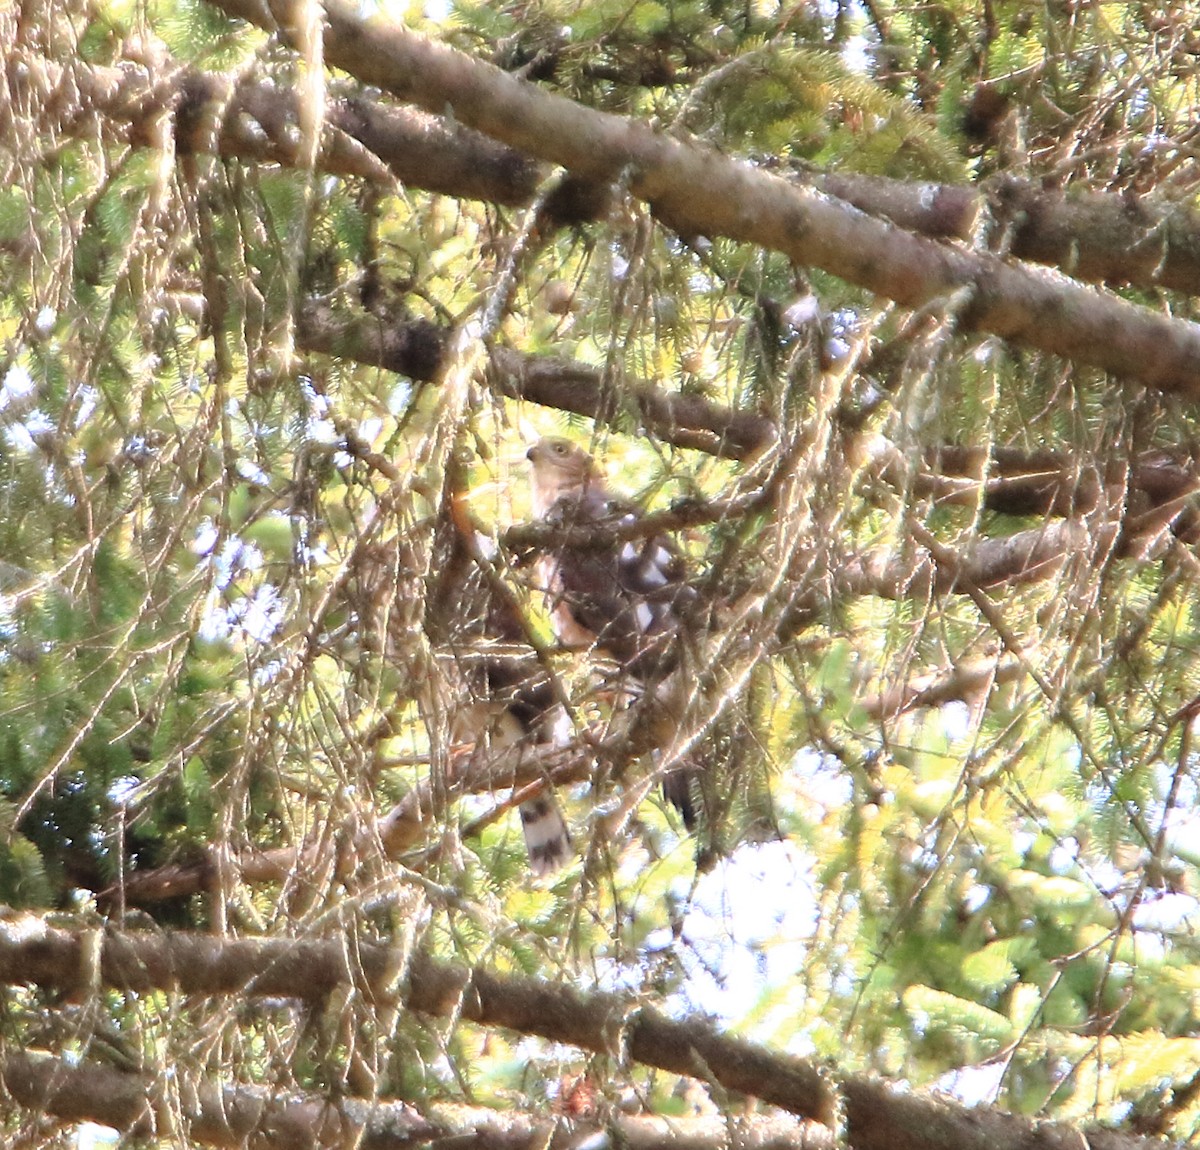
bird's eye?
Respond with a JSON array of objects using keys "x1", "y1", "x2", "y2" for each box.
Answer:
[{"x1": 553, "y1": 444, "x2": 566, "y2": 454}]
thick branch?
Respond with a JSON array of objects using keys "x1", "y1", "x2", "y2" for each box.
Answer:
[
  {"x1": 919, "y1": 445, "x2": 1200, "y2": 516},
  {"x1": 52, "y1": 45, "x2": 1200, "y2": 299},
  {"x1": 302, "y1": 295, "x2": 1200, "y2": 532},
  {"x1": 206, "y1": 0, "x2": 1200, "y2": 395},
  {"x1": 295, "y1": 303, "x2": 776, "y2": 460},
  {"x1": 840, "y1": 1076, "x2": 1164, "y2": 1150},
  {"x1": 48, "y1": 51, "x2": 543, "y2": 205},
  {"x1": 912, "y1": 445, "x2": 1200, "y2": 553},
  {"x1": 0, "y1": 1051, "x2": 831, "y2": 1150},
  {"x1": 59, "y1": 49, "x2": 1200, "y2": 468},
  {"x1": 1, "y1": 1050, "x2": 435, "y2": 1150},
  {"x1": 0, "y1": 917, "x2": 833, "y2": 1124},
  {"x1": 488, "y1": 349, "x2": 776, "y2": 459},
  {"x1": 809, "y1": 171, "x2": 1200, "y2": 297},
  {"x1": 0, "y1": 917, "x2": 1171, "y2": 1150}
]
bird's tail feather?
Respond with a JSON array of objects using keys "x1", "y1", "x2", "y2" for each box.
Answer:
[{"x1": 519, "y1": 793, "x2": 572, "y2": 875}]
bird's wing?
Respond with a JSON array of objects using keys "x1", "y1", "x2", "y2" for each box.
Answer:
[{"x1": 540, "y1": 490, "x2": 692, "y2": 678}]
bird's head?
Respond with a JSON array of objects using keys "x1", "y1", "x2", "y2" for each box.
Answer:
[
  {"x1": 527, "y1": 437, "x2": 597, "y2": 514},
  {"x1": 527, "y1": 436, "x2": 592, "y2": 470}
]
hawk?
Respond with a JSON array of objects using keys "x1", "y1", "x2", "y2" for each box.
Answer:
[{"x1": 526, "y1": 436, "x2": 698, "y2": 826}]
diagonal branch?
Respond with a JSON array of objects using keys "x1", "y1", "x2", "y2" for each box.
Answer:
[
  {"x1": 917, "y1": 444, "x2": 1200, "y2": 519},
  {"x1": 45, "y1": 48, "x2": 1200, "y2": 298},
  {"x1": 859, "y1": 653, "x2": 1024, "y2": 721},
  {"x1": 49, "y1": 48, "x2": 1200, "y2": 480},
  {"x1": 205, "y1": 0, "x2": 1200, "y2": 395},
  {"x1": 26, "y1": 48, "x2": 543, "y2": 206}
]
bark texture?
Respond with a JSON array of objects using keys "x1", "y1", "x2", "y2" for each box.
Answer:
[
  {"x1": 0, "y1": 916, "x2": 1174, "y2": 1150},
  {"x1": 193, "y1": 0, "x2": 1200, "y2": 395}
]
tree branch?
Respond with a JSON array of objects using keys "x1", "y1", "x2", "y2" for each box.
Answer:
[
  {"x1": 917, "y1": 444, "x2": 1200, "y2": 518},
  {"x1": 111, "y1": 739, "x2": 592, "y2": 905},
  {"x1": 50, "y1": 47, "x2": 1200, "y2": 299},
  {"x1": 0, "y1": 917, "x2": 1169, "y2": 1150},
  {"x1": 1, "y1": 1050, "x2": 442, "y2": 1149},
  {"x1": 844, "y1": 518, "x2": 1087, "y2": 598},
  {"x1": 35, "y1": 49, "x2": 543, "y2": 206},
  {"x1": 301, "y1": 296, "x2": 1200, "y2": 555},
  {"x1": 294, "y1": 303, "x2": 776, "y2": 460},
  {"x1": 859, "y1": 653, "x2": 1023, "y2": 720},
  {"x1": 204, "y1": 0, "x2": 1200, "y2": 395},
  {"x1": 808, "y1": 170, "x2": 1200, "y2": 297},
  {"x1": 0, "y1": 1050, "x2": 832, "y2": 1150},
  {"x1": 50, "y1": 48, "x2": 1200, "y2": 479}
]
